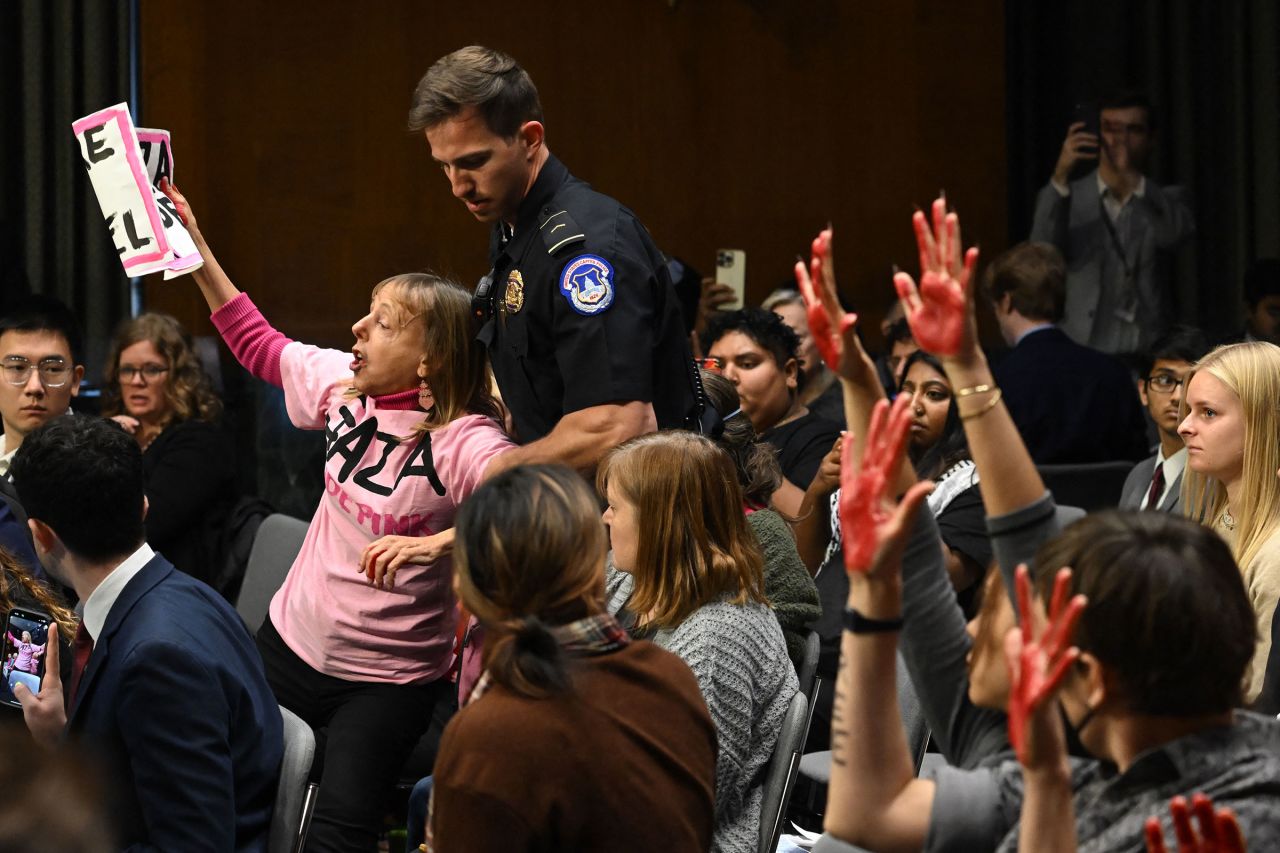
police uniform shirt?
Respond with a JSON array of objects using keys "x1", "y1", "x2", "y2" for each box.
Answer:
[{"x1": 477, "y1": 154, "x2": 694, "y2": 443}]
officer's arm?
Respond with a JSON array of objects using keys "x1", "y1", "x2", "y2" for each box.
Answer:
[{"x1": 484, "y1": 400, "x2": 656, "y2": 474}]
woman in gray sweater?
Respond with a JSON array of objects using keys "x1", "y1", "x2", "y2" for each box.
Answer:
[{"x1": 600, "y1": 431, "x2": 798, "y2": 853}]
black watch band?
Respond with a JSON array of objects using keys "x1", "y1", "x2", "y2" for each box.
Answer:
[{"x1": 843, "y1": 606, "x2": 905, "y2": 634}]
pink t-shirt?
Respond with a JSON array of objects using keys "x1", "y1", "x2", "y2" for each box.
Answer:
[{"x1": 211, "y1": 295, "x2": 513, "y2": 684}]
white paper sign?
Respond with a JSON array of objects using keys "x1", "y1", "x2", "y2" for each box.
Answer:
[{"x1": 72, "y1": 104, "x2": 202, "y2": 280}]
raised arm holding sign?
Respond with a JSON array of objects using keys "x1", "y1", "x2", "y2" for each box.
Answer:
[{"x1": 71, "y1": 103, "x2": 202, "y2": 280}]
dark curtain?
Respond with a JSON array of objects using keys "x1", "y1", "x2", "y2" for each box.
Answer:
[
  {"x1": 1006, "y1": 0, "x2": 1280, "y2": 339},
  {"x1": 0, "y1": 1, "x2": 135, "y2": 380}
]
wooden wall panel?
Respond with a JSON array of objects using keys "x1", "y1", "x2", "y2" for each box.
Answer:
[{"x1": 140, "y1": 0, "x2": 1006, "y2": 351}]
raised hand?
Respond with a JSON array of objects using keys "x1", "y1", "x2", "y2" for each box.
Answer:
[
  {"x1": 1145, "y1": 794, "x2": 1247, "y2": 853},
  {"x1": 837, "y1": 394, "x2": 932, "y2": 574},
  {"x1": 1052, "y1": 121, "x2": 1099, "y2": 186},
  {"x1": 893, "y1": 196, "x2": 979, "y2": 358},
  {"x1": 1005, "y1": 564, "x2": 1087, "y2": 766},
  {"x1": 795, "y1": 227, "x2": 862, "y2": 378}
]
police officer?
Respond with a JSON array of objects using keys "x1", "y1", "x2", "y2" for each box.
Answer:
[{"x1": 409, "y1": 46, "x2": 695, "y2": 470}]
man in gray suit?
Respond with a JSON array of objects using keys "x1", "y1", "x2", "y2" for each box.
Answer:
[
  {"x1": 1119, "y1": 326, "x2": 1210, "y2": 512},
  {"x1": 1030, "y1": 91, "x2": 1194, "y2": 355}
]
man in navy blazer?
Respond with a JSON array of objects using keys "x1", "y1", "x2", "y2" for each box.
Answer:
[
  {"x1": 11, "y1": 416, "x2": 282, "y2": 853},
  {"x1": 985, "y1": 242, "x2": 1149, "y2": 465}
]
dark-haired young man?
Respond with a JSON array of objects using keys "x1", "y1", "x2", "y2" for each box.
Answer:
[
  {"x1": 1119, "y1": 326, "x2": 1210, "y2": 512},
  {"x1": 1030, "y1": 91, "x2": 1194, "y2": 355},
  {"x1": 0, "y1": 296, "x2": 85, "y2": 577},
  {"x1": 12, "y1": 416, "x2": 282, "y2": 853},
  {"x1": 986, "y1": 242, "x2": 1148, "y2": 464},
  {"x1": 410, "y1": 46, "x2": 694, "y2": 471},
  {"x1": 1241, "y1": 258, "x2": 1280, "y2": 345}
]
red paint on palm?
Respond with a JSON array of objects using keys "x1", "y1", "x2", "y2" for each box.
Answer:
[
  {"x1": 1146, "y1": 794, "x2": 1247, "y2": 853},
  {"x1": 795, "y1": 228, "x2": 858, "y2": 374},
  {"x1": 1006, "y1": 565, "x2": 1086, "y2": 763},
  {"x1": 894, "y1": 196, "x2": 979, "y2": 356},
  {"x1": 838, "y1": 395, "x2": 912, "y2": 573}
]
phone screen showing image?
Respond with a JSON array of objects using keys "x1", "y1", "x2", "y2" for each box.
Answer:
[{"x1": 2, "y1": 609, "x2": 52, "y2": 708}]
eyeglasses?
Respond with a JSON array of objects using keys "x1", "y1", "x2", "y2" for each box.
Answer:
[
  {"x1": 2, "y1": 357, "x2": 72, "y2": 388},
  {"x1": 1146, "y1": 373, "x2": 1186, "y2": 394},
  {"x1": 118, "y1": 364, "x2": 170, "y2": 384}
]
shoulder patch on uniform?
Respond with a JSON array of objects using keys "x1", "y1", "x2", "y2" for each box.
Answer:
[
  {"x1": 539, "y1": 209, "x2": 586, "y2": 255},
  {"x1": 559, "y1": 254, "x2": 615, "y2": 316}
]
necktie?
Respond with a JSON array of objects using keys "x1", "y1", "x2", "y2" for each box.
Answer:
[
  {"x1": 67, "y1": 623, "x2": 94, "y2": 704},
  {"x1": 1144, "y1": 462, "x2": 1166, "y2": 510}
]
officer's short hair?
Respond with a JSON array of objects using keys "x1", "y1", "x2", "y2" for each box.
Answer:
[
  {"x1": 408, "y1": 45, "x2": 544, "y2": 139},
  {"x1": 980, "y1": 241, "x2": 1066, "y2": 324}
]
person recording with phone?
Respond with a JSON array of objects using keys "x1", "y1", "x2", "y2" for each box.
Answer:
[{"x1": 1030, "y1": 90, "x2": 1195, "y2": 356}]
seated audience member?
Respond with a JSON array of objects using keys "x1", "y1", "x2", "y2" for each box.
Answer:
[
  {"x1": 876, "y1": 315, "x2": 919, "y2": 396},
  {"x1": 762, "y1": 287, "x2": 844, "y2": 424},
  {"x1": 164, "y1": 180, "x2": 513, "y2": 851},
  {"x1": 821, "y1": 198, "x2": 1280, "y2": 853},
  {"x1": 10, "y1": 416, "x2": 282, "y2": 852},
  {"x1": 1119, "y1": 325, "x2": 1210, "y2": 512},
  {"x1": 426, "y1": 465, "x2": 717, "y2": 852},
  {"x1": 701, "y1": 370, "x2": 821, "y2": 670},
  {"x1": 102, "y1": 313, "x2": 239, "y2": 589},
  {"x1": 0, "y1": 296, "x2": 85, "y2": 578},
  {"x1": 1180, "y1": 341, "x2": 1280, "y2": 704},
  {"x1": 600, "y1": 431, "x2": 798, "y2": 853},
  {"x1": 703, "y1": 308, "x2": 841, "y2": 516},
  {"x1": 0, "y1": 726, "x2": 114, "y2": 853},
  {"x1": 1240, "y1": 258, "x2": 1280, "y2": 345},
  {"x1": 985, "y1": 241, "x2": 1149, "y2": 463}
]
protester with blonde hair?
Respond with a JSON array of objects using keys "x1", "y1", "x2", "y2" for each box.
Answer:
[
  {"x1": 160, "y1": 179, "x2": 514, "y2": 852},
  {"x1": 1179, "y1": 340, "x2": 1280, "y2": 702},
  {"x1": 600, "y1": 430, "x2": 797, "y2": 853},
  {"x1": 426, "y1": 464, "x2": 717, "y2": 852}
]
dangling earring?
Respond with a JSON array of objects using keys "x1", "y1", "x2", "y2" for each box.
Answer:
[{"x1": 418, "y1": 378, "x2": 435, "y2": 411}]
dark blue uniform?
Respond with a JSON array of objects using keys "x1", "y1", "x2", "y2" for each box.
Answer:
[{"x1": 475, "y1": 155, "x2": 695, "y2": 443}]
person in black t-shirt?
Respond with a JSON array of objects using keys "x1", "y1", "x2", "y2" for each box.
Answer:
[{"x1": 702, "y1": 308, "x2": 840, "y2": 518}]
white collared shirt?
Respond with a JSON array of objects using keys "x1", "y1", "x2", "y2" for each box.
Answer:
[
  {"x1": 81, "y1": 543, "x2": 155, "y2": 642},
  {"x1": 1140, "y1": 446, "x2": 1187, "y2": 510},
  {"x1": 0, "y1": 446, "x2": 16, "y2": 480},
  {"x1": 1050, "y1": 173, "x2": 1147, "y2": 222}
]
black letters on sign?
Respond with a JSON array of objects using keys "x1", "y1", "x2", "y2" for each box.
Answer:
[{"x1": 84, "y1": 123, "x2": 115, "y2": 164}]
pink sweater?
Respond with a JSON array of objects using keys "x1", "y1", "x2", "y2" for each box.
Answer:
[{"x1": 212, "y1": 294, "x2": 514, "y2": 684}]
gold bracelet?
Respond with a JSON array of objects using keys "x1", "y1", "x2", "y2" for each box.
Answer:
[
  {"x1": 955, "y1": 383, "x2": 995, "y2": 398},
  {"x1": 959, "y1": 388, "x2": 1003, "y2": 420}
]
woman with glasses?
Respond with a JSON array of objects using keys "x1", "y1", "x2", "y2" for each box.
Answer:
[{"x1": 101, "y1": 313, "x2": 238, "y2": 588}]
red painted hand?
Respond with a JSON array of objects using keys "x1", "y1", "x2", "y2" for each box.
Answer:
[
  {"x1": 1005, "y1": 565, "x2": 1086, "y2": 765},
  {"x1": 893, "y1": 195, "x2": 979, "y2": 357},
  {"x1": 1145, "y1": 794, "x2": 1247, "y2": 853},
  {"x1": 795, "y1": 227, "x2": 859, "y2": 376},
  {"x1": 837, "y1": 394, "x2": 930, "y2": 574}
]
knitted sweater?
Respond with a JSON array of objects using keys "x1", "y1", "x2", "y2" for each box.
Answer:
[
  {"x1": 748, "y1": 509, "x2": 821, "y2": 670},
  {"x1": 605, "y1": 567, "x2": 798, "y2": 853}
]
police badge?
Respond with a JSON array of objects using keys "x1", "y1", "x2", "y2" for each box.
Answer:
[{"x1": 504, "y1": 269, "x2": 525, "y2": 314}]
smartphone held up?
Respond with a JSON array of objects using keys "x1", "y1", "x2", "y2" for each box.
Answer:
[{"x1": 2, "y1": 608, "x2": 53, "y2": 707}]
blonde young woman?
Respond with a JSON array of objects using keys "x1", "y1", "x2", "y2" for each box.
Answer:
[
  {"x1": 1179, "y1": 340, "x2": 1280, "y2": 703},
  {"x1": 160, "y1": 179, "x2": 514, "y2": 853},
  {"x1": 600, "y1": 431, "x2": 798, "y2": 853},
  {"x1": 102, "y1": 313, "x2": 236, "y2": 589}
]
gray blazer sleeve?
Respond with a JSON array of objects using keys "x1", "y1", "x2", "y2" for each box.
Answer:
[
  {"x1": 899, "y1": 505, "x2": 1009, "y2": 769},
  {"x1": 1029, "y1": 182, "x2": 1071, "y2": 247},
  {"x1": 1134, "y1": 181, "x2": 1195, "y2": 249}
]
